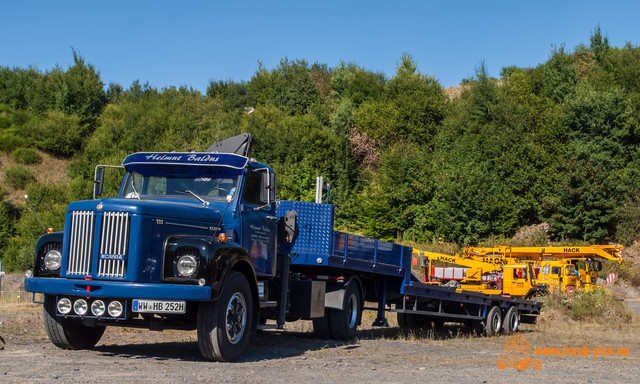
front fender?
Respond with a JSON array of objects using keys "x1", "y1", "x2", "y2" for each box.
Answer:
[
  {"x1": 34, "y1": 232, "x2": 64, "y2": 277},
  {"x1": 209, "y1": 242, "x2": 257, "y2": 301},
  {"x1": 163, "y1": 236, "x2": 256, "y2": 301}
]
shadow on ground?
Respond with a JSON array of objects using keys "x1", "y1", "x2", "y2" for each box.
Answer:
[{"x1": 92, "y1": 322, "x2": 525, "y2": 362}]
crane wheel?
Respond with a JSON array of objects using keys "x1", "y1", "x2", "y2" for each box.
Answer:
[
  {"x1": 484, "y1": 306, "x2": 502, "y2": 336},
  {"x1": 502, "y1": 306, "x2": 519, "y2": 334}
]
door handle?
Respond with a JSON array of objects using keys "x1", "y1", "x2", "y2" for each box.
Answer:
[{"x1": 266, "y1": 215, "x2": 277, "y2": 221}]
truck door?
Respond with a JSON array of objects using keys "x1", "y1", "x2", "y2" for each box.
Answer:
[{"x1": 240, "y1": 168, "x2": 277, "y2": 277}]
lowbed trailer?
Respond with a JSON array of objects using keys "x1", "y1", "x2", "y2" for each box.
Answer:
[{"x1": 24, "y1": 134, "x2": 541, "y2": 362}]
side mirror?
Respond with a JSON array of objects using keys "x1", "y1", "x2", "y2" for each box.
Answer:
[
  {"x1": 94, "y1": 166, "x2": 105, "y2": 199},
  {"x1": 261, "y1": 171, "x2": 277, "y2": 203}
]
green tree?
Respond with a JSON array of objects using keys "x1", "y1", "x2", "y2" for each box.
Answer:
[{"x1": 386, "y1": 54, "x2": 448, "y2": 145}]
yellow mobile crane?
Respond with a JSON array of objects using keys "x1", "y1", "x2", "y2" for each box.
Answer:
[
  {"x1": 414, "y1": 249, "x2": 546, "y2": 299},
  {"x1": 463, "y1": 245, "x2": 623, "y2": 293},
  {"x1": 415, "y1": 244, "x2": 623, "y2": 296}
]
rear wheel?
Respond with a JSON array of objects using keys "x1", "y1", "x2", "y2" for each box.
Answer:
[
  {"x1": 197, "y1": 271, "x2": 253, "y2": 362},
  {"x1": 43, "y1": 295, "x2": 105, "y2": 349},
  {"x1": 502, "y1": 306, "x2": 519, "y2": 334},
  {"x1": 328, "y1": 281, "x2": 362, "y2": 340}
]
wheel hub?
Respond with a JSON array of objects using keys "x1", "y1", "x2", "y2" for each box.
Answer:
[{"x1": 226, "y1": 292, "x2": 247, "y2": 344}]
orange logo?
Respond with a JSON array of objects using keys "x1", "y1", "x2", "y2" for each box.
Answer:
[{"x1": 497, "y1": 336, "x2": 542, "y2": 370}]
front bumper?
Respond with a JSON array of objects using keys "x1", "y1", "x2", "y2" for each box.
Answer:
[{"x1": 25, "y1": 277, "x2": 212, "y2": 301}]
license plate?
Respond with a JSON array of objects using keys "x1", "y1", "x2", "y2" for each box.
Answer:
[{"x1": 132, "y1": 299, "x2": 186, "y2": 314}]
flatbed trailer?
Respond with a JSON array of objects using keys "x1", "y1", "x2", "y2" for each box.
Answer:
[{"x1": 275, "y1": 200, "x2": 541, "y2": 338}]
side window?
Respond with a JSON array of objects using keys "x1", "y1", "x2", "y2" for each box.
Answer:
[
  {"x1": 243, "y1": 171, "x2": 264, "y2": 206},
  {"x1": 542, "y1": 266, "x2": 550, "y2": 275},
  {"x1": 551, "y1": 267, "x2": 560, "y2": 275}
]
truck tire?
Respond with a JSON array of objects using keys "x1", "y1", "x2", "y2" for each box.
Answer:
[
  {"x1": 502, "y1": 306, "x2": 519, "y2": 334},
  {"x1": 43, "y1": 295, "x2": 105, "y2": 349},
  {"x1": 484, "y1": 306, "x2": 502, "y2": 336},
  {"x1": 197, "y1": 271, "x2": 253, "y2": 362},
  {"x1": 328, "y1": 281, "x2": 361, "y2": 340}
]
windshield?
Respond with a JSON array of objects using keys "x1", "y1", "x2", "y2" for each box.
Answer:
[{"x1": 121, "y1": 164, "x2": 241, "y2": 201}]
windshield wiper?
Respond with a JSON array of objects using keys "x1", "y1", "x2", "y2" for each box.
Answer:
[
  {"x1": 130, "y1": 178, "x2": 141, "y2": 199},
  {"x1": 176, "y1": 190, "x2": 209, "y2": 206}
]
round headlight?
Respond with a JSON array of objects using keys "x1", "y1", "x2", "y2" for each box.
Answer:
[
  {"x1": 177, "y1": 255, "x2": 198, "y2": 277},
  {"x1": 57, "y1": 298, "x2": 72, "y2": 315},
  {"x1": 74, "y1": 299, "x2": 88, "y2": 315},
  {"x1": 108, "y1": 301, "x2": 123, "y2": 317},
  {"x1": 44, "y1": 249, "x2": 62, "y2": 271},
  {"x1": 91, "y1": 300, "x2": 106, "y2": 316}
]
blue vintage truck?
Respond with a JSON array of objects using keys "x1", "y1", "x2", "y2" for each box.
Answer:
[{"x1": 25, "y1": 134, "x2": 541, "y2": 361}]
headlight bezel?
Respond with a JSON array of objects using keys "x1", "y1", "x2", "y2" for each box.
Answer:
[
  {"x1": 35, "y1": 239, "x2": 63, "y2": 277},
  {"x1": 73, "y1": 299, "x2": 88, "y2": 315},
  {"x1": 108, "y1": 300, "x2": 124, "y2": 317},
  {"x1": 91, "y1": 300, "x2": 106, "y2": 317},
  {"x1": 176, "y1": 254, "x2": 199, "y2": 277},
  {"x1": 43, "y1": 249, "x2": 62, "y2": 271}
]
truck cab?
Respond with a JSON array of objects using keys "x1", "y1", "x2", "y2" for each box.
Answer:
[{"x1": 536, "y1": 260, "x2": 577, "y2": 294}]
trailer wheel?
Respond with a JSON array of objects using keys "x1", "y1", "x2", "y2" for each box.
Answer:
[
  {"x1": 43, "y1": 295, "x2": 105, "y2": 349},
  {"x1": 484, "y1": 306, "x2": 502, "y2": 336},
  {"x1": 328, "y1": 281, "x2": 361, "y2": 340},
  {"x1": 197, "y1": 271, "x2": 253, "y2": 362},
  {"x1": 502, "y1": 306, "x2": 519, "y2": 334}
]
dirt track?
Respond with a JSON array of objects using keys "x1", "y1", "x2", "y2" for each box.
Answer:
[{"x1": 1, "y1": 303, "x2": 639, "y2": 383}]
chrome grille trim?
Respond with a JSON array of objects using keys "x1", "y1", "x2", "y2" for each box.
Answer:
[
  {"x1": 67, "y1": 211, "x2": 94, "y2": 275},
  {"x1": 98, "y1": 212, "x2": 130, "y2": 278}
]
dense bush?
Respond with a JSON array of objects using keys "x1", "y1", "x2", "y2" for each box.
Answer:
[
  {"x1": 542, "y1": 288, "x2": 632, "y2": 322},
  {"x1": 0, "y1": 133, "x2": 28, "y2": 153},
  {"x1": 4, "y1": 165, "x2": 36, "y2": 189},
  {"x1": 12, "y1": 147, "x2": 42, "y2": 164}
]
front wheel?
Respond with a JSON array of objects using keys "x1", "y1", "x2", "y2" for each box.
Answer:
[
  {"x1": 197, "y1": 271, "x2": 253, "y2": 362},
  {"x1": 43, "y1": 295, "x2": 105, "y2": 349}
]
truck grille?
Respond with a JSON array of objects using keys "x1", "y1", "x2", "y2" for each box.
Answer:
[
  {"x1": 68, "y1": 211, "x2": 95, "y2": 275},
  {"x1": 67, "y1": 210, "x2": 130, "y2": 278},
  {"x1": 97, "y1": 212, "x2": 130, "y2": 278}
]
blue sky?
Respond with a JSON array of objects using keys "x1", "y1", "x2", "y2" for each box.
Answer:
[{"x1": 3, "y1": 1, "x2": 640, "y2": 92}]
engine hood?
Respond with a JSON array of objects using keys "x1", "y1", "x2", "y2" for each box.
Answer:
[{"x1": 67, "y1": 198, "x2": 224, "y2": 222}]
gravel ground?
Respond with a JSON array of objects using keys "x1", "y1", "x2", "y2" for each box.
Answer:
[{"x1": 1, "y1": 302, "x2": 639, "y2": 384}]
